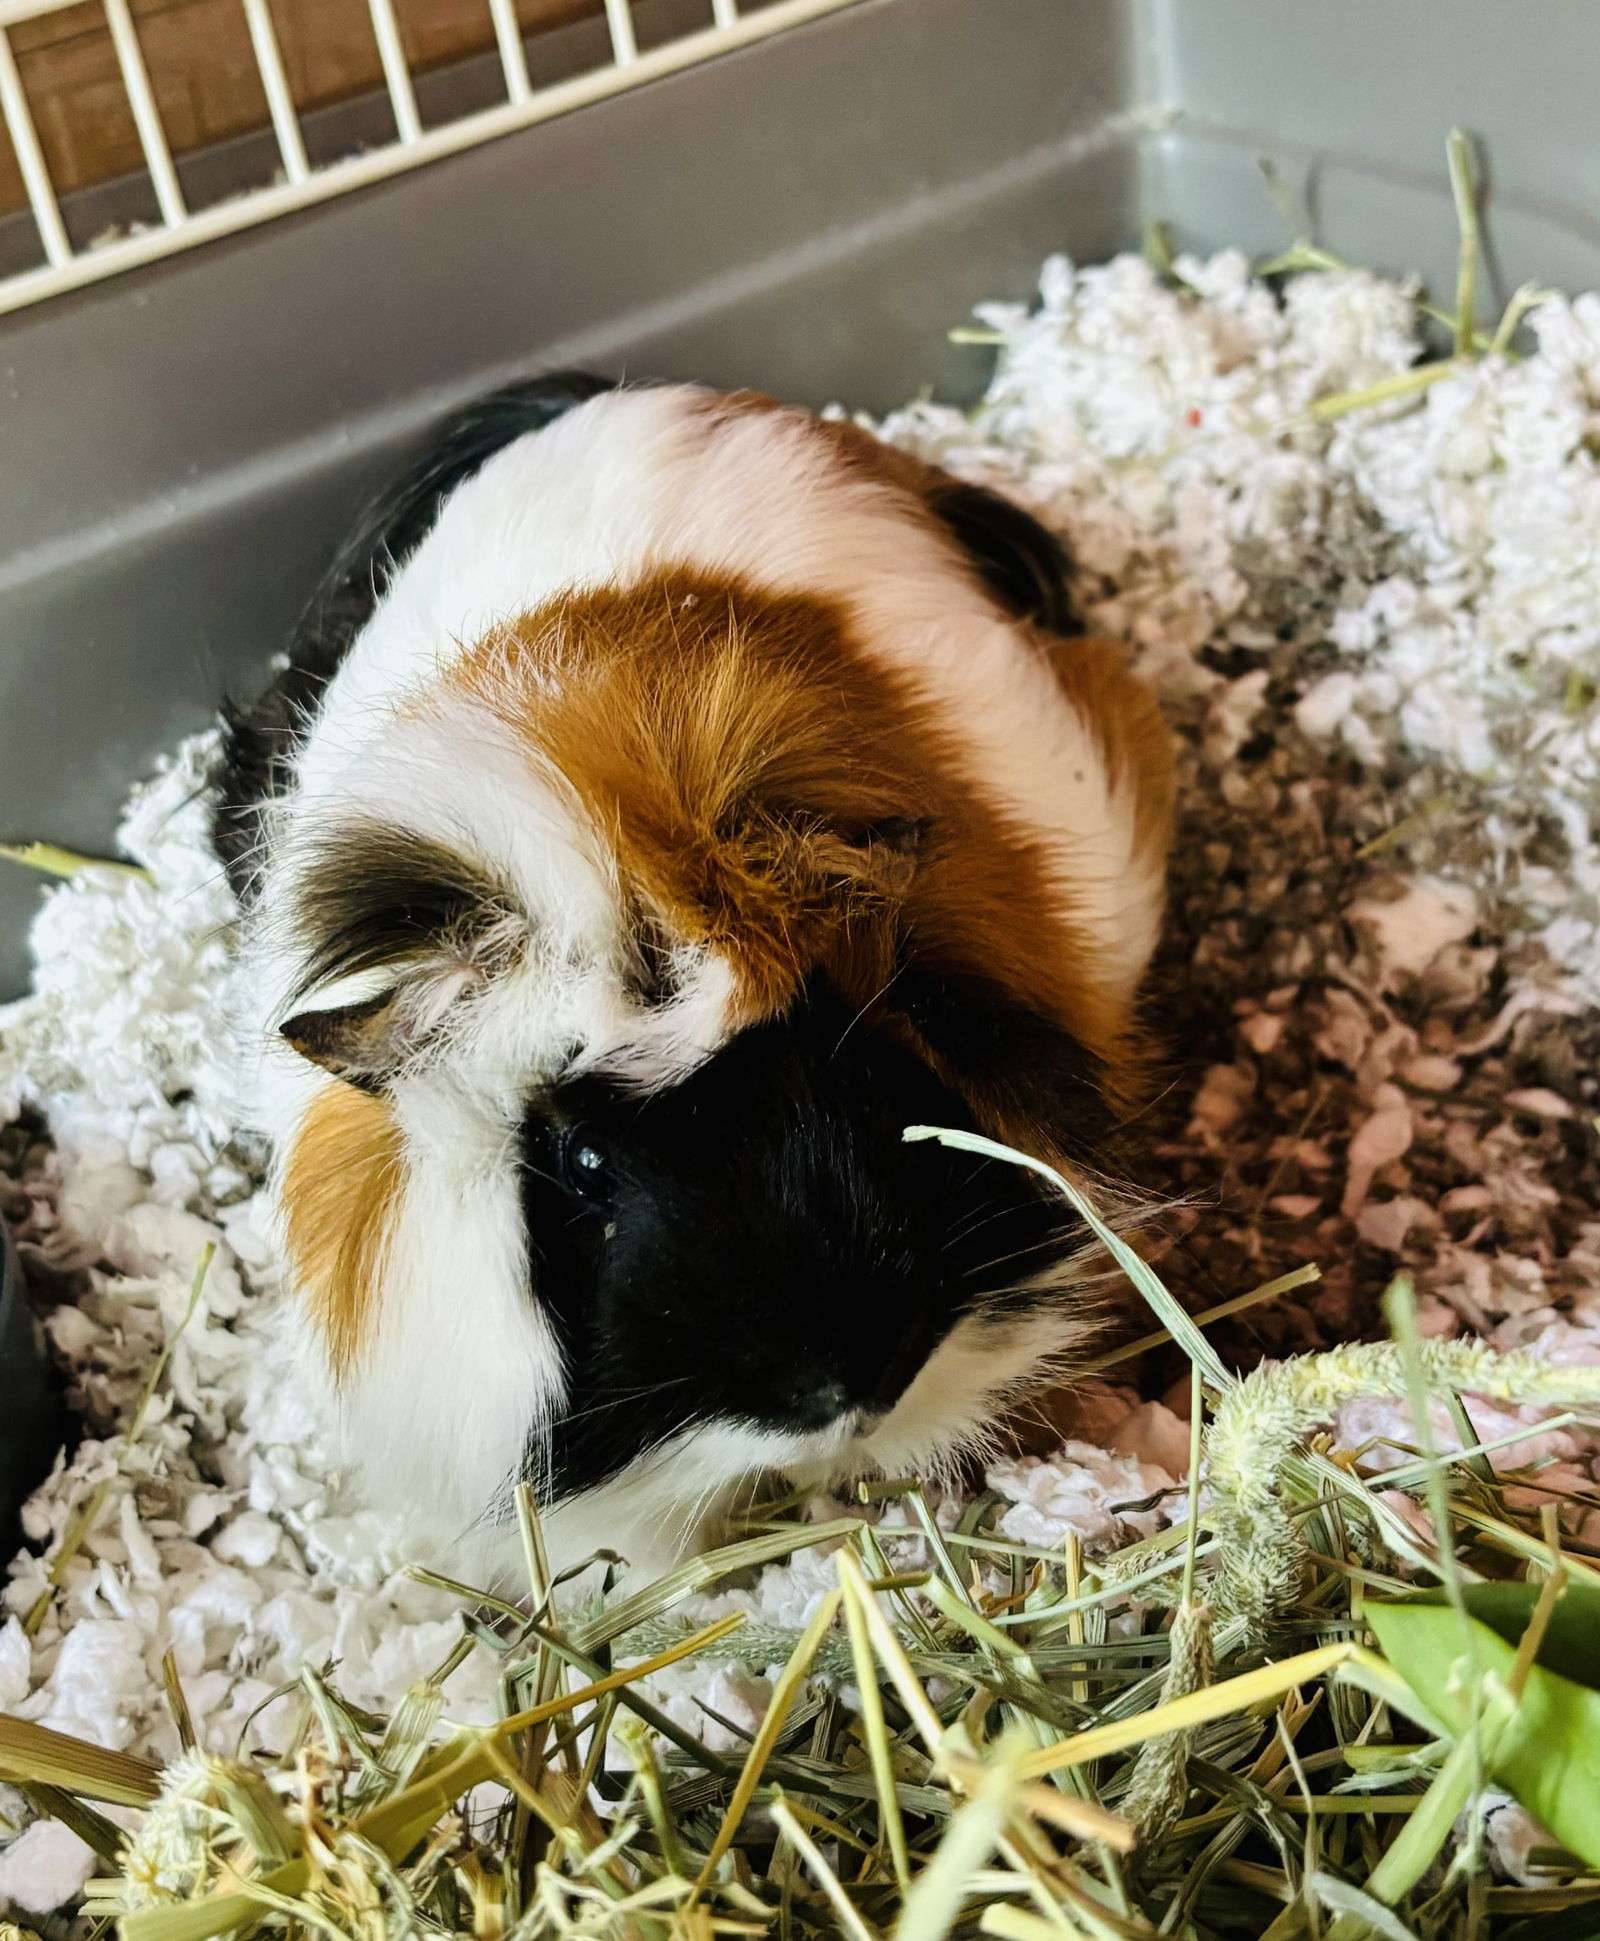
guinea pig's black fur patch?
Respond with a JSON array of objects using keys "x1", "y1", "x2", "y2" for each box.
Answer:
[
  {"x1": 522, "y1": 987, "x2": 1076, "y2": 1502},
  {"x1": 287, "y1": 822, "x2": 516, "y2": 1003},
  {"x1": 922, "y1": 478, "x2": 1080, "y2": 637}
]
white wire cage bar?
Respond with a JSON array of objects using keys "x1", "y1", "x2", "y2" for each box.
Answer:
[
  {"x1": 0, "y1": 0, "x2": 861, "y2": 317},
  {"x1": 366, "y1": 0, "x2": 425, "y2": 143},
  {"x1": 602, "y1": 0, "x2": 637, "y2": 65},
  {"x1": 101, "y1": 0, "x2": 187, "y2": 224},
  {"x1": 239, "y1": 0, "x2": 309, "y2": 184},
  {"x1": 486, "y1": 0, "x2": 533, "y2": 103},
  {"x1": 0, "y1": 24, "x2": 68, "y2": 264}
]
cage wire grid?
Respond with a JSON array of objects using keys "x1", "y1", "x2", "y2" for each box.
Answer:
[{"x1": 0, "y1": 0, "x2": 860, "y2": 315}]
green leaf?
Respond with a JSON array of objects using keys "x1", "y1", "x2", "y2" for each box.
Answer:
[
  {"x1": 1366, "y1": 1596, "x2": 1600, "y2": 1868},
  {"x1": 1405, "y1": 1580, "x2": 1600, "y2": 1690}
]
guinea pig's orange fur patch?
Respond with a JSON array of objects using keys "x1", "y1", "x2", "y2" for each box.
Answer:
[
  {"x1": 449, "y1": 569, "x2": 1168, "y2": 1129},
  {"x1": 281, "y1": 1083, "x2": 405, "y2": 1376}
]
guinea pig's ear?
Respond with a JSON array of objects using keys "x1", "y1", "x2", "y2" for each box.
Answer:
[
  {"x1": 921, "y1": 477, "x2": 1078, "y2": 637},
  {"x1": 280, "y1": 986, "x2": 419, "y2": 1089},
  {"x1": 892, "y1": 968, "x2": 1117, "y2": 1157},
  {"x1": 281, "y1": 939, "x2": 514, "y2": 1085},
  {"x1": 814, "y1": 418, "x2": 1077, "y2": 635}
]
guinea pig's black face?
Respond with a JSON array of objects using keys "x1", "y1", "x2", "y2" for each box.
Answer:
[{"x1": 521, "y1": 991, "x2": 1078, "y2": 1504}]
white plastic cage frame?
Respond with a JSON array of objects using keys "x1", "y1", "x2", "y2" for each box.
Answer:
[{"x1": 0, "y1": 0, "x2": 860, "y2": 316}]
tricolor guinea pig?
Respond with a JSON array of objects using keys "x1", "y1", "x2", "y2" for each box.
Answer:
[{"x1": 212, "y1": 375, "x2": 1174, "y2": 1580}]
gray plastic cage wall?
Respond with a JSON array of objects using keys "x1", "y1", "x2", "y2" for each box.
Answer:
[{"x1": 3, "y1": 0, "x2": 1600, "y2": 996}]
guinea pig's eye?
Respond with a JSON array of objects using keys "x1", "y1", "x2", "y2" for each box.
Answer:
[{"x1": 559, "y1": 1125, "x2": 614, "y2": 1202}]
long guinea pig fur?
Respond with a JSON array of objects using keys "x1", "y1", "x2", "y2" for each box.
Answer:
[{"x1": 212, "y1": 375, "x2": 1175, "y2": 1581}]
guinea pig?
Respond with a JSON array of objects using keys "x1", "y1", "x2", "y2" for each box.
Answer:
[{"x1": 212, "y1": 374, "x2": 1174, "y2": 1581}]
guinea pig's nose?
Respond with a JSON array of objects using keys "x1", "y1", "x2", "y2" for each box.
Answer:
[{"x1": 783, "y1": 1378, "x2": 853, "y2": 1430}]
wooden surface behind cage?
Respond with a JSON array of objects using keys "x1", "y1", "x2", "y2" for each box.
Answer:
[{"x1": 0, "y1": 0, "x2": 602, "y2": 218}]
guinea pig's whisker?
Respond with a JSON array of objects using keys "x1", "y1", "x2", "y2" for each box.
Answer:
[
  {"x1": 679, "y1": 1475, "x2": 726, "y2": 1546},
  {"x1": 661, "y1": 1462, "x2": 730, "y2": 1554},
  {"x1": 826, "y1": 974, "x2": 898, "y2": 1061},
  {"x1": 977, "y1": 1217, "x2": 1146, "y2": 1286},
  {"x1": 549, "y1": 1375, "x2": 698, "y2": 1432},
  {"x1": 966, "y1": 1227, "x2": 1075, "y2": 1274},
  {"x1": 941, "y1": 1214, "x2": 1004, "y2": 1260},
  {"x1": 959, "y1": 1234, "x2": 1080, "y2": 1287},
  {"x1": 944, "y1": 1200, "x2": 1032, "y2": 1251},
  {"x1": 1010, "y1": 1394, "x2": 1071, "y2": 1443}
]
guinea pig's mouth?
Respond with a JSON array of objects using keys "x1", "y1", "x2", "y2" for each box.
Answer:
[{"x1": 772, "y1": 1305, "x2": 1095, "y2": 1486}]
